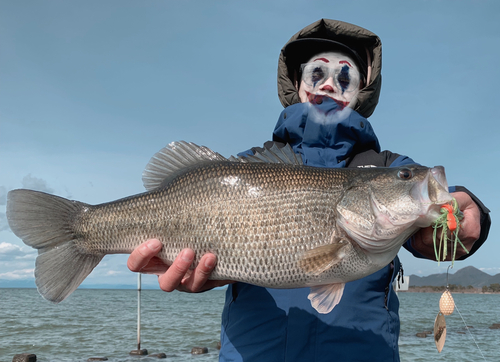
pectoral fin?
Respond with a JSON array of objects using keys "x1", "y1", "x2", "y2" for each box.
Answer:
[
  {"x1": 298, "y1": 240, "x2": 350, "y2": 276},
  {"x1": 308, "y1": 283, "x2": 345, "y2": 314}
]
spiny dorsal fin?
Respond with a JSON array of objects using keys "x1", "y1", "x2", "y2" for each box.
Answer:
[
  {"x1": 142, "y1": 141, "x2": 228, "y2": 191},
  {"x1": 143, "y1": 142, "x2": 303, "y2": 191},
  {"x1": 231, "y1": 143, "x2": 303, "y2": 165}
]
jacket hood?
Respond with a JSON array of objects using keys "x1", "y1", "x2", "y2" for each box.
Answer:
[{"x1": 277, "y1": 19, "x2": 382, "y2": 118}]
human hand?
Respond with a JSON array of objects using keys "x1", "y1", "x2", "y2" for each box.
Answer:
[
  {"x1": 127, "y1": 239, "x2": 234, "y2": 293},
  {"x1": 411, "y1": 192, "x2": 481, "y2": 261}
]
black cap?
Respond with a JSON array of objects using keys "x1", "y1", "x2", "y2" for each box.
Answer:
[{"x1": 284, "y1": 38, "x2": 368, "y2": 81}]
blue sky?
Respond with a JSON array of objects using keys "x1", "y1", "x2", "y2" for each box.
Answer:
[{"x1": 1, "y1": 0, "x2": 499, "y2": 289}]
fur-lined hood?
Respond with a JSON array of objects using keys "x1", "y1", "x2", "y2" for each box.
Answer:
[{"x1": 277, "y1": 19, "x2": 382, "y2": 118}]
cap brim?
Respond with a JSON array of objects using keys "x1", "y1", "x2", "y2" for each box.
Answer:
[{"x1": 284, "y1": 38, "x2": 367, "y2": 79}]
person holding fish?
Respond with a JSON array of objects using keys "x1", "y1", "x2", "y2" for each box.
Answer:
[
  {"x1": 6, "y1": 17, "x2": 488, "y2": 362},
  {"x1": 126, "y1": 19, "x2": 491, "y2": 361}
]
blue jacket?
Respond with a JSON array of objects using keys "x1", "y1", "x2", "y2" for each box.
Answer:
[
  {"x1": 219, "y1": 99, "x2": 413, "y2": 362},
  {"x1": 219, "y1": 98, "x2": 490, "y2": 361}
]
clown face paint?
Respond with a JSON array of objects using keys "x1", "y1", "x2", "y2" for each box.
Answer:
[{"x1": 298, "y1": 52, "x2": 362, "y2": 107}]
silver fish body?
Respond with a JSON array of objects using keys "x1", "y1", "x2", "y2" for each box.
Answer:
[{"x1": 7, "y1": 142, "x2": 452, "y2": 313}]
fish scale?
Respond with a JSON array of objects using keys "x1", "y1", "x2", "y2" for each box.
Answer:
[
  {"x1": 76, "y1": 162, "x2": 346, "y2": 288},
  {"x1": 6, "y1": 141, "x2": 452, "y2": 312}
]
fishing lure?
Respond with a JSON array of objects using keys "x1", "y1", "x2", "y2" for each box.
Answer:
[
  {"x1": 434, "y1": 267, "x2": 486, "y2": 359},
  {"x1": 431, "y1": 208, "x2": 486, "y2": 357},
  {"x1": 431, "y1": 198, "x2": 468, "y2": 265},
  {"x1": 434, "y1": 268, "x2": 455, "y2": 353}
]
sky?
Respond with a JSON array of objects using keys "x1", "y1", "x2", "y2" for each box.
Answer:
[{"x1": 1, "y1": 0, "x2": 499, "y2": 290}]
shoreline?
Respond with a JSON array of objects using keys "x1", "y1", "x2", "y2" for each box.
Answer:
[{"x1": 401, "y1": 287, "x2": 500, "y2": 294}]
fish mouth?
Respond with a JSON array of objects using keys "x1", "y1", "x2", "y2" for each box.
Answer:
[{"x1": 411, "y1": 166, "x2": 453, "y2": 228}]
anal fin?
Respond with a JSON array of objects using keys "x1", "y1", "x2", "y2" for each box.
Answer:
[{"x1": 308, "y1": 283, "x2": 345, "y2": 314}]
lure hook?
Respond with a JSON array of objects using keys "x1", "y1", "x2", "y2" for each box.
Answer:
[{"x1": 446, "y1": 265, "x2": 453, "y2": 289}]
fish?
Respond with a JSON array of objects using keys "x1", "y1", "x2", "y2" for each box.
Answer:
[{"x1": 6, "y1": 141, "x2": 452, "y2": 313}]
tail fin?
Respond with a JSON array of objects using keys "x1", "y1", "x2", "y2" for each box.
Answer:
[{"x1": 7, "y1": 189, "x2": 103, "y2": 303}]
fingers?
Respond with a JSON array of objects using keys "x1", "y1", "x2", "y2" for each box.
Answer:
[
  {"x1": 129, "y1": 243, "x2": 231, "y2": 293},
  {"x1": 138, "y1": 256, "x2": 171, "y2": 275},
  {"x1": 452, "y1": 192, "x2": 481, "y2": 244},
  {"x1": 411, "y1": 227, "x2": 436, "y2": 260},
  {"x1": 412, "y1": 192, "x2": 482, "y2": 261},
  {"x1": 127, "y1": 239, "x2": 163, "y2": 272},
  {"x1": 157, "y1": 251, "x2": 222, "y2": 293},
  {"x1": 181, "y1": 253, "x2": 217, "y2": 292},
  {"x1": 181, "y1": 254, "x2": 235, "y2": 292},
  {"x1": 157, "y1": 249, "x2": 195, "y2": 292},
  {"x1": 452, "y1": 191, "x2": 474, "y2": 210}
]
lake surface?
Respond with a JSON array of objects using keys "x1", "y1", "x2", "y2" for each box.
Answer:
[{"x1": 1, "y1": 288, "x2": 499, "y2": 361}]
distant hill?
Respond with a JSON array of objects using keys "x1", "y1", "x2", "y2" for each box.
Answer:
[{"x1": 409, "y1": 266, "x2": 500, "y2": 288}]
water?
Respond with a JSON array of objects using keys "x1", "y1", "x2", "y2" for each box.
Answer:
[
  {"x1": 398, "y1": 292, "x2": 500, "y2": 361},
  {"x1": 1, "y1": 288, "x2": 225, "y2": 362},
  {"x1": 1, "y1": 289, "x2": 499, "y2": 361}
]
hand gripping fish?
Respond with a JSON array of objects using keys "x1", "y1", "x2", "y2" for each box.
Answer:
[{"x1": 7, "y1": 142, "x2": 452, "y2": 313}]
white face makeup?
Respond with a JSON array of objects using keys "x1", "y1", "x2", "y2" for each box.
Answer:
[{"x1": 298, "y1": 51, "x2": 362, "y2": 105}]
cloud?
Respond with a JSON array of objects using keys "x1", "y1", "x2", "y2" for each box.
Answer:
[
  {"x1": 0, "y1": 242, "x2": 22, "y2": 255},
  {"x1": 21, "y1": 174, "x2": 54, "y2": 194},
  {"x1": 0, "y1": 242, "x2": 36, "y2": 261},
  {"x1": 0, "y1": 269, "x2": 34, "y2": 280},
  {"x1": 106, "y1": 270, "x2": 124, "y2": 276}
]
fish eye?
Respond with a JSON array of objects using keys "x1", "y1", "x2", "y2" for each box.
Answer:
[{"x1": 398, "y1": 168, "x2": 413, "y2": 180}]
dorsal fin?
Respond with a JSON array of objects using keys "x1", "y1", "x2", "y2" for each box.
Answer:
[
  {"x1": 142, "y1": 142, "x2": 303, "y2": 191},
  {"x1": 142, "y1": 141, "x2": 228, "y2": 191},
  {"x1": 230, "y1": 143, "x2": 303, "y2": 165}
]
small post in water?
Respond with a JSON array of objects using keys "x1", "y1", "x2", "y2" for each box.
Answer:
[
  {"x1": 129, "y1": 273, "x2": 148, "y2": 356},
  {"x1": 137, "y1": 272, "x2": 141, "y2": 351}
]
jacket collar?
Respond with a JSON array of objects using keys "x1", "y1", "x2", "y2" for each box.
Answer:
[{"x1": 273, "y1": 97, "x2": 380, "y2": 168}]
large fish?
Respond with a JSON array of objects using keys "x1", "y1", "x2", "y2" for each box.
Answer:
[{"x1": 7, "y1": 142, "x2": 452, "y2": 313}]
